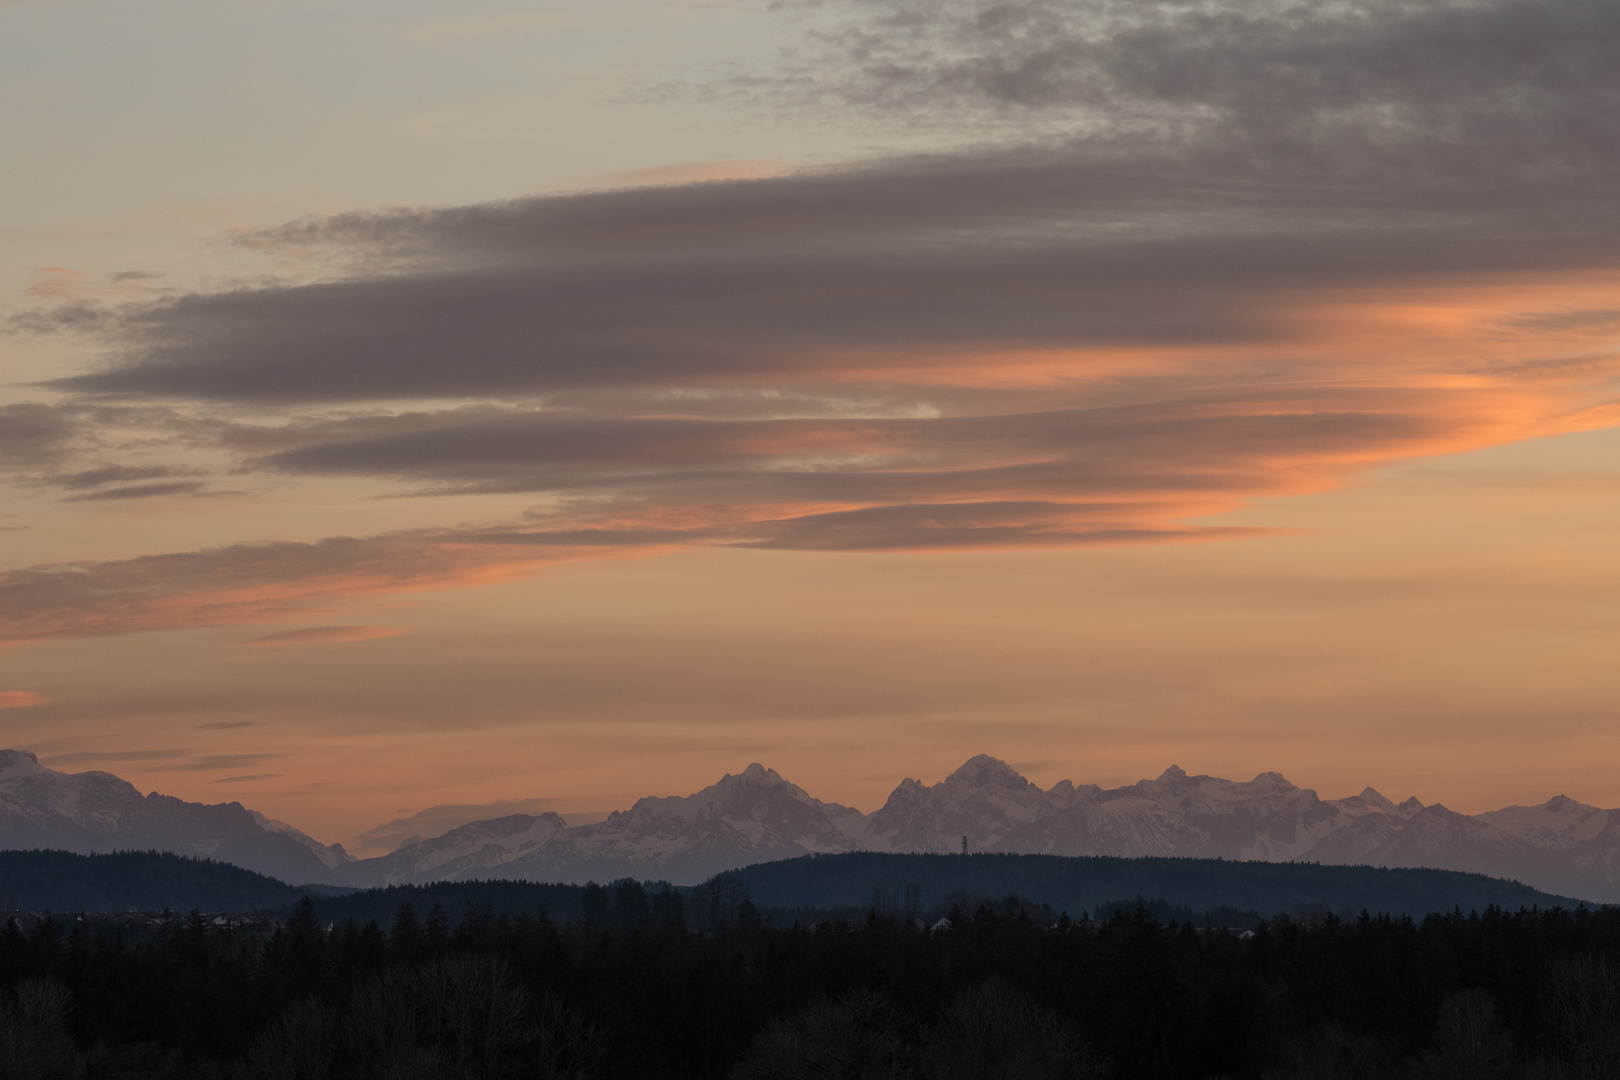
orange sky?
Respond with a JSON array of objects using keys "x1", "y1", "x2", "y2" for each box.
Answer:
[{"x1": 2, "y1": 0, "x2": 1618, "y2": 851}]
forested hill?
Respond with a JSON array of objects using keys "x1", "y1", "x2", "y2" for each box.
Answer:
[
  {"x1": 0, "y1": 850, "x2": 329, "y2": 913},
  {"x1": 0, "y1": 847, "x2": 1591, "y2": 922},
  {"x1": 728, "y1": 852, "x2": 1587, "y2": 917}
]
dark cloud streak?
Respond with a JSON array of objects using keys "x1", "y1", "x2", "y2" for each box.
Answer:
[
  {"x1": 156, "y1": 754, "x2": 287, "y2": 773},
  {"x1": 50, "y1": 223, "x2": 1620, "y2": 404},
  {"x1": 0, "y1": 404, "x2": 80, "y2": 467},
  {"x1": 62, "y1": 481, "x2": 206, "y2": 502},
  {"x1": 56, "y1": 465, "x2": 191, "y2": 490}
]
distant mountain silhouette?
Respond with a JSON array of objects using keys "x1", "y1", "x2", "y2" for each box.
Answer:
[{"x1": 7, "y1": 749, "x2": 1620, "y2": 901}]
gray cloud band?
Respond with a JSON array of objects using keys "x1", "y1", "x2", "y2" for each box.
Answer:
[{"x1": 42, "y1": 2, "x2": 1620, "y2": 402}]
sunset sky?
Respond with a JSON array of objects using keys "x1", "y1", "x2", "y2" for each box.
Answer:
[{"x1": 3, "y1": 0, "x2": 1619, "y2": 853}]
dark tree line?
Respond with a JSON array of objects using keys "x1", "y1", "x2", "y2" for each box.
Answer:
[
  {"x1": 2, "y1": 883, "x2": 1619, "y2": 1079},
  {"x1": 0, "y1": 851, "x2": 309, "y2": 916},
  {"x1": 729, "y1": 852, "x2": 1577, "y2": 918}
]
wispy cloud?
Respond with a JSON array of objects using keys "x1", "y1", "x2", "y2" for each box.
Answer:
[
  {"x1": 155, "y1": 754, "x2": 287, "y2": 772},
  {"x1": 578, "y1": 159, "x2": 790, "y2": 191},
  {"x1": 33, "y1": 748, "x2": 290, "y2": 777},
  {"x1": 25, "y1": 267, "x2": 92, "y2": 300},
  {"x1": 62, "y1": 481, "x2": 207, "y2": 502},
  {"x1": 41, "y1": 749, "x2": 186, "y2": 766},
  {"x1": 55, "y1": 465, "x2": 192, "y2": 490},
  {"x1": 0, "y1": 691, "x2": 45, "y2": 709},
  {"x1": 245, "y1": 625, "x2": 409, "y2": 646},
  {"x1": 0, "y1": 531, "x2": 616, "y2": 644}
]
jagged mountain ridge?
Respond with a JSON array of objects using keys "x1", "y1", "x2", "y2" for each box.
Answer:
[
  {"x1": 340, "y1": 763, "x2": 870, "y2": 887},
  {"x1": 5, "y1": 749, "x2": 1618, "y2": 901},
  {"x1": 0, "y1": 749, "x2": 350, "y2": 886},
  {"x1": 335, "y1": 755, "x2": 1620, "y2": 900}
]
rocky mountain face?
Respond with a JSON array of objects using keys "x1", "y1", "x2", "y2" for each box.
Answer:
[
  {"x1": 0, "y1": 749, "x2": 350, "y2": 885},
  {"x1": 7, "y1": 748, "x2": 1618, "y2": 900}
]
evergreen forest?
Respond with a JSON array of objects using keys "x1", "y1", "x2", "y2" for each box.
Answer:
[{"x1": 2, "y1": 880, "x2": 1620, "y2": 1079}]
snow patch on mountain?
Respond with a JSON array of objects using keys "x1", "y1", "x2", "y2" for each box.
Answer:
[{"x1": 250, "y1": 811, "x2": 354, "y2": 869}]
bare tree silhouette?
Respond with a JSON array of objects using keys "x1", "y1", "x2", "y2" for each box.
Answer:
[
  {"x1": 731, "y1": 988, "x2": 915, "y2": 1080},
  {"x1": 530, "y1": 992, "x2": 606, "y2": 1080},
  {"x1": 922, "y1": 979, "x2": 1110, "y2": 1080},
  {"x1": 1546, "y1": 956, "x2": 1620, "y2": 1080},
  {"x1": 343, "y1": 955, "x2": 537, "y2": 1080},
  {"x1": 0, "y1": 978, "x2": 75, "y2": 1080},
  {"x1": 1417, "y1": 989, "x2": 1521, "y2": 1080},
  {"x1": 731, "y1": 980, "x2": 1110, "y2": 1080},
  {"x1": 250, "y1": 997, "x2": 336, "y2": 1080},
  {"x1": 1261, "y1": 1022, "x2": 1403, "y2": 1080}
]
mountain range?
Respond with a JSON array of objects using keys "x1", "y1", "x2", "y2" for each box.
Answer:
[
  {"x1": 5, "y1": 748, "x2": 1619, "y2": 901},
  {"x1": 0, "y1": 749, "x2": 351, "y2": 885},
  {"x1": 329, "y1": 755, "x2": 1620, "y2": 901}
]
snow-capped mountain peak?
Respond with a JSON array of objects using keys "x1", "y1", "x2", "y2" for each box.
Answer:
[
  {"x1": 1353, "y1": 787, "x2": 1397, "y2": 813},
  {"x1": 1478, "y1": 796, "x2": 1613, "y2": 850},
  {"x1": 864, "y1": 754, "x2": 1057, "y2": 854},
  {"x1": 948, "y1": 754, "x2": 1031, "y2": 785}
]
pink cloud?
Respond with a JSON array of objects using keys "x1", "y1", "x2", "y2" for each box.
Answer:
[
  {"x1": 0, "y1": 532, "x2": 621, "y2": 646},
  {"x1": 0, "y1": 691, "x2": 45, "y2": 708},
  {"x1": 25, "y1": 267, "x2": 91, "y2": 300}
]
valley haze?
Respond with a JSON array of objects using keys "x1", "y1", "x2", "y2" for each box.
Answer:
[{"x1": 5, "y1": 748, "x2": 1618, "y2": 902}]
